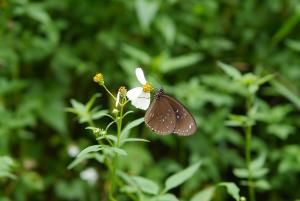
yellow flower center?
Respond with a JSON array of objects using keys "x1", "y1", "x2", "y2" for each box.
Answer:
[{"x1": 143, "y1": 83, "x2": 152, "y2": 92}]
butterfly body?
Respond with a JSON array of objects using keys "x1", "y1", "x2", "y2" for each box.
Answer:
[{"x1": 145, "y1": 88, "x2": 197, "y2": 136}]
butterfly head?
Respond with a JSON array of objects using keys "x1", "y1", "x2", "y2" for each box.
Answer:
[{"x1": 155, "y1": 87, "x2": 165, "y2": 100}]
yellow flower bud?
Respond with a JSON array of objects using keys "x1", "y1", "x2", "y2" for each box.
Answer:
[
  {"x1": 93, "y1": 73, "x2": 104, "y2": 85},
  {"x1": 118, "y1": 86, "x2": 127, "y2": 96}
]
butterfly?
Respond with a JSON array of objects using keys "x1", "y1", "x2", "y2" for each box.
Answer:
[{"x1": 145, "y1": 88, "x2": 197, "y2": 136}]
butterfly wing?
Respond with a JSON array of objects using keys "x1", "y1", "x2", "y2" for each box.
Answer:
[
  {"x1": 163, "y1": 95, "x2": 197, "y2": 136},
  {"x1": 145, "y1": 97, "x2": 176, "y2": 135}
]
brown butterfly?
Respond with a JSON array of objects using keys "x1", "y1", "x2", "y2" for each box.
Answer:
[{"x1": 145, "y1": 88, "x2": 197, "y2": 136}]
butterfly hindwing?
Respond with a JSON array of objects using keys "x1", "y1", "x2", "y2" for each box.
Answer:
[
  {"x1": 163, "y1": 95, "x2": 197, "y2": 136},
  {"x1": 145, "y1": 97, "x2": 176, "y2": 135}
]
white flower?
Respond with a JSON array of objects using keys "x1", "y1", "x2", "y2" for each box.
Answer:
[
  {"x1": 80, "y1": 167, "x2": 99, "y2": 185},
  {"x1": 127, "y1": 68, "x2": 152, "y2": 110},
  {"x1": 67, "y1": 144, "x2": 79, "y2": 157}
]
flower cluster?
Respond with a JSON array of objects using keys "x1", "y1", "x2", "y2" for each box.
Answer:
[{"x1": 93, "y1": 67, "x2": 152, "y2": 111}]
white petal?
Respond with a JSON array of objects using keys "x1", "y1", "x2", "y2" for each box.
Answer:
[
  {"x1": 127, "y1": 87, "x2": 143, "y2": 100},
  {"x1": 115, "y1": 92, "x2": 120, "y2": 107},
  {"x1": 135, "y1": 68, "x2": 147, "y2": 85},
  {"x1": 131, "y1": 91, "x2": 150, "y2": 110}
]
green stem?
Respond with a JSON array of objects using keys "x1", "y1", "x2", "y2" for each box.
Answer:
[
  {"x1": 117, "y1": 103, "x2": 124, "y2": 147},
  {"x1": 109, "y1": 99, "x2": 125, "y2": 201},
  {"x1": 245, "y1": 93, "x2": 256, "y2": 201},
  {"x1": 102, "y1": 84, "x2": 116, "y2": 101}
]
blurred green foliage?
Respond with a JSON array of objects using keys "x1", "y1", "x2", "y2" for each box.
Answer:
[{"x1": 1, "y1": 0, "x2": 300, "y2": 200}]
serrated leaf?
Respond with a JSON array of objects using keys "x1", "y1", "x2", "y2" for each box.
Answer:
[
  {"x1": 132, "y1": 176, "x2": 159, "y2": 195},
  {"x1": 163, "y1": 162, "x2": 201, "y2": 193},
  {"x1": 218, "y1": 182, "x2": 240, "y2": 201},
  {"x1": 191, "y1": 186, "x2": 216, "y2": 201},
  {"x1": 76, "y1": 145, "x2": 102, "y2": 158},
  {"x1": 217, "y1": 61, "x2": 241, "y2": 80}
]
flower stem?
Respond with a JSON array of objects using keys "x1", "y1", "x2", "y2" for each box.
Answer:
[
  {"x1": 103, "y1": 84, "x2": 116, "y2": 101},
  {"x1": 109, "y1": 98, "x2": 125, "y2": 201},
  {"x1": 245, "y1": 92, "x2": 256, "y2": 201}
]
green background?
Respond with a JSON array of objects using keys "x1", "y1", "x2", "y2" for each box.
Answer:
[{"x1": 1, "y1": 0, "x2": 300, "y2": 200}]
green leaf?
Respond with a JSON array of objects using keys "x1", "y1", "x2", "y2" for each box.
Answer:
[
  {"x1": 153, "y1": 194, "x2": 179, "y2": 201},
  {"x1": 217, "y1": 61, "x2": 241, "y2": 80},
  {"x1": 272, "y1": 8, "x2": 300, "y2": 45},
  {"x1": 132, "y1": 176, "x2": 159, "y2": 195},
  {"x1": 254, "y1": 179, "x2": 271, "y2": 190},
  {"x1": 225, "y1": 114, "x2": 254, "y2": 127},
  {"x1": 121, "y1": 138, "x2": 150, "y2": 144},
  {"x1": 271, "y1": 80, "x2": 300, "y2": 110},
  {"x1": 76, "y1": 145, "x2": 102, "y2": 158},
  {"x1": 26, "y1": 3, "x2": 50, "y2": 24},
  {"x1": 256, "y1": 74, "x2": 274, "y2": 86},
  {"x1": 0, "y1": 156, "x2": 17, "y2": 180},
  {"x1": 135, "y1": 0, "x2": 159, "y2": 32},
  {"x1": 155, "y1": 15, "x2": 176, "y2": 46},
  {"x1": 96, "y1": 135, "x2": 117, "y2": 142},
  {"x1": 86, "y1": 93, "x2": 101, "y2": 111},
  {"x1": 233, "y1": 167, "x2": 268, "y2": 179},
  {"x1": 233, "y1": 168, "x2": 249, "y2": 179},
  {"x1": 68, "y1": 99, "x2": 85, "y2": 113},
  {"x1": 68, "y1": 153, "x2": 104, "y2": 169},
  {"x1": 118, "y1": 171, "x2": 137, "y2": 187},
  {"x1": 286, "y1": 39, "x2": 300, "y2": 52},
  {"x1": 108, "y1": 147, "x2": 128, "y2": 156},
  {"x1": 122, "y1": 44, "x2": 151, "y2": 63},
  {"x1": 191, "y1": 186, "x2": 215, "y2": 201},
  {"x1": 91, "y1": 109, "x2": 108, "y2": 120},
  {"x1": 163, "y1": 162, "x2": 201, "y2": 193},
  {"x1": 218, "y1": 182, "x2": 240, "y2": 201},
  {"x1": 250, "y1": 154, "x2": 266, "y2": 171},
  {"x1": 121, "y1": 117, "x2": 145, "y2": 141},
  {"x1": 160, "y1": 53, "x2": 203, "y2": 73}
]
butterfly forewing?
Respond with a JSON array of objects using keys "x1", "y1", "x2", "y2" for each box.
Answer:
[
  {"x1": 145, "y1": 97, "x2": 176, "y2": 135},
  {"x1": 163, "y1": 95, "x2": 197, "y2": 136}
]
